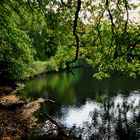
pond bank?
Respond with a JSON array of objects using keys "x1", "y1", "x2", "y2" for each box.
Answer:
[
  {"x1": 0, "y1": 86, "x2": 43, "y2": 140},
  {"x1": 0, "y1": 86, "x2": 80, "y2": 140},
  {"x1": 1, "y1": 67, "x2": 140, "y2": 139}
]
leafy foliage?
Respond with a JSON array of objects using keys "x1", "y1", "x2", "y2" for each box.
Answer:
[
  {"x1": 0, "y1": 0, "x2": 140, "y2": 81},
  {"x1": 0, "y1": 0, "x2": 35, "y2": 80}
]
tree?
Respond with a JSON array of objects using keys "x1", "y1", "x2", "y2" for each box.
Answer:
[
  {"x1": 0, "y1": 0, "x2": 140, "y2": 81},
  {"x1": 0, "y1": 0, "x2": 36, "y2": 80},
  {"x1": 60, "y1": 0, "x2": 140, "y2": 78},
  {"x1": 80, "y1": 0, "x2": 140, "y2": 79}
]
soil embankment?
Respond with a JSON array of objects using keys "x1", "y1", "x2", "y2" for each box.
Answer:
[
  {"x1": 0, "y1": 86, "x2": 79, "y2": 140},
  {"x1": 0, "y1": 86, "x2": 44, "y2": 140}
]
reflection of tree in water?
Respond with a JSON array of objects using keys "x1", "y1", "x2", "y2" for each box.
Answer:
[
  {"x1": 69, "y1": 96, "x2": 140, "y2": 140},
  {"x1": 92, "y1": 100, "x2": 139, "y2": 140},
  {"x1": 77, "y1": 99, "x2": 140, "y2": 140},
  {"x1": 37, "y1": 94, "x2": 140, "y2": 140}
]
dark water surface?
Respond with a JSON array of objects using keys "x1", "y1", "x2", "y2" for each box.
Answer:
[{"x1": 20, "y1": 68, "x2": 140, "y2": 139}]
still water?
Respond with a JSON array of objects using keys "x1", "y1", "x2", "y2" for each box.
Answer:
[{"x1": 21, "y1": 68, "x2": 140, "y2": 139}]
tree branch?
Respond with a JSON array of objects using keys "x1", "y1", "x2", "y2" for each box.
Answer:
[
  {"x1": 121, "y1": 0, "x2": 129, "y2": 40},
  {"x1": 96, "y1": 9, "x2": 105, "y2": 52},
  {"x1": 61, "y1": 0, "x2": 71, "y2": 8},
  {"x1": 66, "y1": 0, "x2": 81, "y2": 72}
]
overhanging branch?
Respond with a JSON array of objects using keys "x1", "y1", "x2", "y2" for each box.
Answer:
[{"x1": 66, "y1": 0, "x2": 81, "y2": 72}]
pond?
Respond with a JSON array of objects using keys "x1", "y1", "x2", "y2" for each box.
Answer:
[{"x1": 20, "y1": 68, "x2": 140, "y2": 140}]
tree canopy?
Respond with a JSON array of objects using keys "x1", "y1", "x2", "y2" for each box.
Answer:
[{"x1": 0, "y1": 0, "x2": 140, "y2": 81}]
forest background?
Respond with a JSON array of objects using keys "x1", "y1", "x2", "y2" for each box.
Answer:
[{"x1": 0, "y1": 0, "x2": 140, "y2": 82}]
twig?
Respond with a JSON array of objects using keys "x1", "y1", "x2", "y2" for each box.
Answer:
[{"x1": 61, "y1": 0, "x2": 71, "y2": 8}]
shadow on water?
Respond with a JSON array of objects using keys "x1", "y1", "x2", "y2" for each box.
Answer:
[{"x1": 20, "y1": 68, "x2": 140, "y2": 140}]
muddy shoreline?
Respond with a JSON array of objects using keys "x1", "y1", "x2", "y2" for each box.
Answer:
[
  {"x1": 0, "y1": 86, "x2": 44, "y2": 140},
  {"x1": 0, "y1": 86, "x2": 79, "y2": 140}
]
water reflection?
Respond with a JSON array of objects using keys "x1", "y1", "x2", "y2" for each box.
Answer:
[
  {"x1": 58, "y1": 93, "x2": 140, "y2": 126},
  {"x1": 21, "y1": 68, "x2": 140, "y2": 105},
  {"x1": 58, "y1": 100, "x2": 100, "y2": 127},
  {"x1": 42, "y1": 92, "x2": 140, "y2": 140},
  {"x1": 20, "y1": 68, "x2": 140, "y2": 139},
  {"x1": 21, "y1": 71, "x2": 82, "y2": 105}
]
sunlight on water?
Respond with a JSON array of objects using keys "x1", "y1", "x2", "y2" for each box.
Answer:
[
  {"x1": 51, "y1": 92, "x2": 140, "y2": 139},
  {"x1": 58, "y1": 92, "x2": 140, "y2": 128},
  {"x1": 58, "y1": 100, "x2": 100, "y2": 127}
]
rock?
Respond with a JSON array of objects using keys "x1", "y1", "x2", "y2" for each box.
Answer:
[
  {"x1": 1, "y1": 136, "x2": 14, "y2": 140},
  {"x1": 0, "y1": 95, "x2": 20, "y2": 103},
  {"x1": 16, "y1": 98, "x2": 45, "y2": 120},
  {"x1": 0, "y1": 95, "x2": 24, "y2": 110}
]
